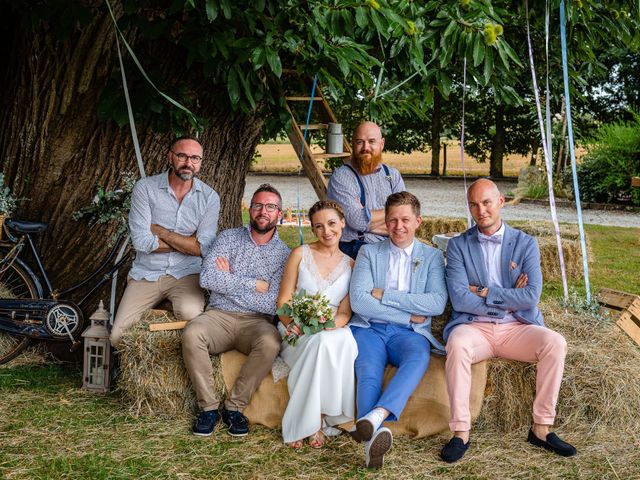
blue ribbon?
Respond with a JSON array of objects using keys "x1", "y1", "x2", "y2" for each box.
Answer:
[
  {"x1": 295, "y1": 75, "x2": 318, "y2": 245},
  {"x1": 560, "y1": 1, "x2": 592, "y2": 302}
]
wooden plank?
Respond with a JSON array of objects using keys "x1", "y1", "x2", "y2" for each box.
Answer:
[
  {"x1": 597, "y1": 288, "x2": 637, "y2": 310},
  {"x1": 631, "y1": 176, "x2": 640, "y2": 187},
  {"x1": 628, "y1": 298, "x2": 640, "y2": 321},
  {"x1": 149, "y1": 321, "x2": 188, "y2": 332},
  {"x1": 616, "y1": 312, "x2": 640, "y2": 347},
  {"x1": 296, "y1": 123, "x2": 327, "y2": 130},
  {"x1": 285, "y1": 96, "x2": 323, "y2": 101},
  {"x1": 285, "y1": 101, "x2": 328, "y2": 200},
  {"x1": 313, "y1": 152, "x2": 351, "y2": 159}
]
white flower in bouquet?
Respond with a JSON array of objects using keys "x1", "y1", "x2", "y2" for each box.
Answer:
[{"x1": 276, "y1": 289, "x2": 335, "y2": 346}]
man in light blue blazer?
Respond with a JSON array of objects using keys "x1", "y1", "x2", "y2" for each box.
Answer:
[
  {"x1": 440, "y1": 178, "x2": 576, "y2": 463},
  {"x1": 349, "y1": 191, "x2": 448, "y2": 469}
]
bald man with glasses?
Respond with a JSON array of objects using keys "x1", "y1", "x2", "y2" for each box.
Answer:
[{"x1": 110, "y1": 135, "x2": 220, "y2": 347}]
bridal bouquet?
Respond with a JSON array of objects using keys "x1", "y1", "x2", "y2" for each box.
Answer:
[{"x1": 276, "y1": 289, "x2": 335, "y2": 346}]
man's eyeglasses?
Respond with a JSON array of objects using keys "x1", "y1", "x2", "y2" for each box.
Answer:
[
  {"x1": 250, "y1": 203, "x2": 280, "y2": 213},
  {"x1": 171, "y1": 151, "x2": 203, "y2": 164}
]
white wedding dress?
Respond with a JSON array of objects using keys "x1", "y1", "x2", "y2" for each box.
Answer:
[{"x1": 278, "y1": 244, "x2": 358, "y2": 443}]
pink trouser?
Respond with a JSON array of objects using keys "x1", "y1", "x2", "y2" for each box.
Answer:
[{"x1": 445, "y1": 322, "x2": 567, "y2": 432}]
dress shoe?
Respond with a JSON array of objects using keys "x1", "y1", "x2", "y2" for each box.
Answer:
[
  {"x1": 440, "y1": 436, "x2": 470, "y2": 463},
  {"x1": 527, "y1": 429, "x2": 577, "y2": 457}
]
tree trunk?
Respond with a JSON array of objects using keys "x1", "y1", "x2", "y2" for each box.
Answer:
[
  {"x1": 489, "y1": 104, "x2": 505, "y2": 178},
  {"x1": 530, "y1": 136, "x2": 539, "y2": 166},
  {"x1": 429, "y1": 90, "x2": 442, "y2": 176},
  {"x1": 0, "y1": 12, "x2": 262, "y2": 311}
]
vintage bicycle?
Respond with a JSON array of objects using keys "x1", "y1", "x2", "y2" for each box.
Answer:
[{"x1": 0, "y1": 218, "x2": 130, "y2": 364}]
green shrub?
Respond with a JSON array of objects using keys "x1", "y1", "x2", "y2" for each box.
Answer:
[{"x1": 571, "y1": 114, "x2": 640, "y2": 205}]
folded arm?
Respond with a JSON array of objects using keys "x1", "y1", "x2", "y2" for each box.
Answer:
[
  {"x1": 380, "y1": 251, "x2": 448, "y2": 317},
  {"x1": 484, "y1": 237, "x2": 542, "y2": 311},
  {"x1": 349, "y1": 247, "x2": 411, "y2": 325}
]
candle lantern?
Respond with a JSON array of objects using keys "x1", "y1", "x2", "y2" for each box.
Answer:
[{"x1": 82, "y1": 300, "x2": 111, "y2": 392}]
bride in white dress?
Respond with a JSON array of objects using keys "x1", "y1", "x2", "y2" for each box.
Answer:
[{"x1": 276, "y1": 200, "x2": 357, "y2": 448}]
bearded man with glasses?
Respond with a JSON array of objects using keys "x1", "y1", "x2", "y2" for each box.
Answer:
[
  {"x1": 183, "y1": 183, "x2": 290, "y2": 438},
  {"x1": 110, "y1": 135, "x2": 220, "y2": 347}
]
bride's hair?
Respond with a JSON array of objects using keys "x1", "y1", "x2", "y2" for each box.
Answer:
[{"x1": 308, "y1": 200, "x2": 345, "y2": 224}]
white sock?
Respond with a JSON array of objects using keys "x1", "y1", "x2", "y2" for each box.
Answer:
[{"x1": 361, "y1": 407, "x2": 388, "y2": 431}]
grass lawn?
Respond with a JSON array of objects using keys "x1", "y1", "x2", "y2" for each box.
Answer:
[{"x1": 1, "y1": 224, "x2": 638, "y2": 479}]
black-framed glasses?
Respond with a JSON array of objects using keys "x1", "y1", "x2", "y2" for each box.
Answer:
[
  {"x1": 171, "y1": 150, "x2": 202, "y2": 164},
  {"x1": 250, "y1": 203, "x2": 280, "y2": 212}
]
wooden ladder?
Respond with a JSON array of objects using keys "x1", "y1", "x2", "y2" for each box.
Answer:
[{"x1": 284, "y1": 83, "x2": 351, "y2": 200}]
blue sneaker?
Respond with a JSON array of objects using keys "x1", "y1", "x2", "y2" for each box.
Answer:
[
  {"x1": 221, "y1": 409, "x2": 249, "y2": 437},
  {"x1": 192, "y1": 409, "x2": 220, "y2": 437}
]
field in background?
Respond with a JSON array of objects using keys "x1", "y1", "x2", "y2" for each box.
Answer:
[{"x1": 254, "y1": 142, "x2": 533, "y2": 176}]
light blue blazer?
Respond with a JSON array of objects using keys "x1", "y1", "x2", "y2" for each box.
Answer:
[
  {"x1": 443, "y1": 223, "x2": 544, "y2": 342},
  {"x1": 349, "y1": 238, "x2": 448, "y2": 354}
]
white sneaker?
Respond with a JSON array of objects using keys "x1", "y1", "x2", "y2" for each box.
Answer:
[
  {"x1": 364, "y1": 427, "x2": 393, "y2": 469},
  {"x1": 355, "y1": 408, "x2": 387, "y2": 442}
]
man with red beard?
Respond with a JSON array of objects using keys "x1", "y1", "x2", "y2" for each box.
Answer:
[
  {"x1": 110, "y1": 135, "x2": 220, "y2": 347},
  {"x1": 327, "y1": 121, "x2": 405, "y2": 259}
]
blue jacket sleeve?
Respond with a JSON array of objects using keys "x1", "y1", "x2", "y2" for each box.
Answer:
[
  {"x1": 445, "y1": 237, "x2": 507, "y2": 318},
  {"x1": 485, "y1": 236, "x2": 542, "y2": 311}
]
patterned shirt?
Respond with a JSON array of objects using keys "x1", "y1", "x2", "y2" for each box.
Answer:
[
  {"x1": 200, "y1": 226, "x2": 290, "y2": 315},
  {"x1": 327, "y1": 162, "x2": 405, "y2": 243},
  {"x1": 128, "y1": 171, "x2": 220, "y2": 281}
]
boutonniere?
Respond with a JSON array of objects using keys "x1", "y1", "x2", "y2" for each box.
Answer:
[{"x1": 412, "y1": 258, "x2": 422, "y2": 273}]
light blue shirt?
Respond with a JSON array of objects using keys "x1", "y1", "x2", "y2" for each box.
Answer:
[
  {"x1": 128, "y1": 171, "x2": 220, "y2": 281},
  {"x1": 327, "y1": 162, "x2": 405, "y2": 243},
  {"x1": 474, "y1": 223, "x2": 517, "y2": 324}
]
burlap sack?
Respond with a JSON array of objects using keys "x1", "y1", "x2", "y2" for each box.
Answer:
[{"x1": 221, "y1": 350, "x2": 487, "y2": 438}]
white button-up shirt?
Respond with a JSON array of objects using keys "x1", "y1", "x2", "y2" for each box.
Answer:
[
  {"x1": 474, "y1": 223, "x2": 517, "y2": 324},
  {"x1": 386, "y1": 240, "x2": 415, "y2": 293}
]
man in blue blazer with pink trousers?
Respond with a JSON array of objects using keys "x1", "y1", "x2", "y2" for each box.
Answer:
[
  {"x1": 440, "y1": 178, "x2": 576, "y2": 463},
  {"x1": 348, "y1": 191, "x2": 448, "y2": 469}
]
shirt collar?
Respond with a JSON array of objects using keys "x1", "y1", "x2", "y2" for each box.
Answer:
[
  {"x1": 245, "y1": 224, "x2": 280, "y2": 246},
  {"x1": 478, "y1": 222, "x2": 505, "y2": 242},
  {"x1": 389, "y1": 239, "x2": 415, "y2": 257}
]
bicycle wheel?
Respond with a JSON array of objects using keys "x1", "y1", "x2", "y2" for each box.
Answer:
[{"x1": 0, "y1": 260, "x2": 38, "y2": 364}]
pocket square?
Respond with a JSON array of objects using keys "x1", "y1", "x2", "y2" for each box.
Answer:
[{"x1": 510, "y1": 261, "x2": 518, "y2": 270}]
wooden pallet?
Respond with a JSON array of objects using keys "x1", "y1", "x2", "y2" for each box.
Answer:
[{"x1": 597, "y1": 288, "x2": 640, "y2": 346}]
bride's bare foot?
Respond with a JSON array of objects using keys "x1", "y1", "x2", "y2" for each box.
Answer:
[
  {"x1": 307, "y1": 430, "x2": 326, "y2": 449},
  {"x1": 287, "y1": 440, "x2": 303, "y2": 449}
]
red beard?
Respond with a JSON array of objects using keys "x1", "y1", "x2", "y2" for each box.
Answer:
[{"x1": 352, "y1": 151, "x2": 383, "y2": 175}]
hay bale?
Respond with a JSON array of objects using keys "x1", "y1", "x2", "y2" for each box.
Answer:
[
  {"x1": 477, "y1": 299, "x2": 640, "y2": 434},
  {"x1": 117, "y1": 309, "x2": 225, "y2": 417},
  {"x1": 416, "y1": 216, "x2": 467, "y2": 246},
  {"x1": 537, "y1": 236, "x2": 587, "y2": 280}
]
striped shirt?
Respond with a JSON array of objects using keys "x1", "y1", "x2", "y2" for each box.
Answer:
[
  {"x1": 200, "y1": 226, "x2": 290, "y2": 315},
  {"x1": 327, "y1": 162, "x2": 405, "y2": 243},
  {"x1": 128, "y1": 171, "x2": 220, "y2": 281}
]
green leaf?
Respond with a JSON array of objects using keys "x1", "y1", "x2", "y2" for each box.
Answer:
[
  {"x1": 496, "y1": 40, "x2": 510, "y2": 70},
  {"x1": 302, "y1": 325, "x2": 311, "y2": 336},
  {"x1": 336, "y1": 52, "x2": 350, "y2": 77},
  {"x1": 205, "y1": 0, "x2": 218, "y2": 21},
  {"x1": 443, "y1": 19, "x2": 457, "y2": 38},
  {"x1": 265, "y1": 48, "x2": 282, "y2": 77},
  {"x1": 473, "y1": 34, "x2": 485, "y2": 67},
  {"x1": 355, "y1": 7, "x2": 368, "y2": 28},
  {"x1": 500, "y1": 40, "x2": 524, "y2": 68},
  {"x1": 483, "y1": 47, "x2": 494, "y2": 85},
  {"x1": 250, "y1": 46, "x2": 266, "y2": 69},
  {"x1": 227, "y1": 67, "x2": 241, "y2": 105},
  {"x1": 238, "y1": 71, "x2": 256, "y2": 109},
  {"x1": 219, "y1": 0, "x2": 232, "y2": 19}
]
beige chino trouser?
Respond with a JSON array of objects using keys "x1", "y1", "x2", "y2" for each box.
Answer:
[
  {"x1": 182, "y1": 308, "x2": 281, "y2": 412},
  {"x1": 110, "y1": 274, "x2": 205, "y2": 347}
]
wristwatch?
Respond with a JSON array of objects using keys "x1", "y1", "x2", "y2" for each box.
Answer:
[{"x1": 477, "y1": 286, "x2": 486, "y2": 294}]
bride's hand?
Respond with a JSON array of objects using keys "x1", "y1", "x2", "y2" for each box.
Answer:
[{"x1": 286, "y1": 324, "x2": 302, "y2": 337}]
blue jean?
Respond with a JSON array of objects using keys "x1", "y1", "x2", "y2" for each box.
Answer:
[{"x1": 351, "y1": 322, "x2": 431, "y2": 421}]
